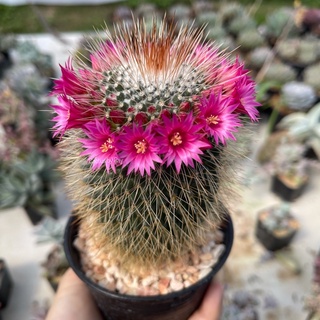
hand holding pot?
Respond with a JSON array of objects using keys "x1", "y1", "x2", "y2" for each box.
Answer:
[{"x1": 46, "y1": 269, "x2": 223, "y2": 320}]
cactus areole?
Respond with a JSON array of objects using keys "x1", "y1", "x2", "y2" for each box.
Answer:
[{"x1": 51, "y1": 18, "x2": 259, "y2": 317}]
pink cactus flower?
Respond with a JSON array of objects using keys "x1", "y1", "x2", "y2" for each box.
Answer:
[
  {"x1": 79, "y1": 119, "x2": 119, "y2": 173},
  {"x1": 117, "y1": 124, "x2": 162, "y2": 176},
  {"x1": 156, "y1": 113, "x2": 211, "y2": 173}
]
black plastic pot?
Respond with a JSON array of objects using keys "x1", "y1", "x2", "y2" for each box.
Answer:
[
  {"x1": 64, "y1": 215, "x2": 233, "y2": 320},
  {"x1": 0, "y1": 259, "x2": 13, "y2": 310},
  {"x1": 255, "y1": 219, "x2": 297, "y2": 252},
  {"x1": 271, "y1": 175, "x2": 307, "y2": 202}
]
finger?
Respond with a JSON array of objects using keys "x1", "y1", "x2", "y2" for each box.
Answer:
[
  {"x1": 188, "y1": 281, "x2": 224, "y2": 320},
  {"x1": 46, "y1": 268, "x2": 103, "y2": 320}
]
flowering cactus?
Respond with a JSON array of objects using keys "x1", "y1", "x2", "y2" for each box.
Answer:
[{"x1": 51, "y1": 19, "x2": 259, "y2": 270}]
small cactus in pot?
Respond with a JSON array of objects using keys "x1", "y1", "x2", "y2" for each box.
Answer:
[
  {"x1": 50, "y1": 18, "x2": 259, "y2": 319},
  {"x1": 256, "y1": 203, "x2": 299, "y2": 251}
]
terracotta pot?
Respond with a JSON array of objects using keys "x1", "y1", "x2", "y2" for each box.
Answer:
[{"x1": 64, "y1": 215, "x2": 234, "y2": 320}]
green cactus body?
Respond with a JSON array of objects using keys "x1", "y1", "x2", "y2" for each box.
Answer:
[{"x1": 61, "y1": 133, "x2": 236, "y2": 269}]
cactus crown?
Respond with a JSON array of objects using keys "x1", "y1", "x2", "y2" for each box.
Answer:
[{"x1": 51, "y1": 18, "x2": 259, "y2": 270}]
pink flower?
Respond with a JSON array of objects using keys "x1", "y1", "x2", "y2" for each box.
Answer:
[
  {"x1": 231, "y1": 76, "x2": 260, "y2": 121},
  {"x1": 117, "y1": 124, "x2": 162, "y2": 176},
  {"x1": 51, "y1": 95, "x2": 88, "y2": 136},
  {"x1": 156, "y1": 113, "x2": 211, "y2": 173},
  {"x1": 90, "y1": 41, "x2": 123, "y2": 72},
  {"x1": 79, "y1": 119, "x2": 119, "y2": 173},
  {"x1": 198, "y1": 93, "x2": 241, "y2": 145},
  {"x1": 53, "y1": 59, "x2": 87, "y2": 96}
]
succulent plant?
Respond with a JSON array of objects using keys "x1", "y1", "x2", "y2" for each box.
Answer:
[
  {"x1": 0, "y1": 84, "x2": 35, "y2": 162},
  {"x1": 50, "y1": 19, "x2": 259, "y2": 274},
  {"x1": 277, "y1": 102, "x2": 320, "y2": 159},
  {"x1": 197, "y1": 11, "x2": 218, "y2": 27},
  {"x1": 222, "y1": 290, "x2": 259, "y2": 320},
  {"x1": 237, "y1": 29, "x2": 265, "y2": 52},
  {"x1": 206, "y1": 25, "x2": 227, "y2": 41},
  {"x1": 268, "y1": 141, "x2": 308, "y2": 187},
  {"x1": 6, "y1": 63, "x2": 50, "y2": 107},
  {"x1": 11, "y1": 41, "x2": 55, "y2": 78},
  {"x1": 219, "y1": 2, "x2": 246, "y2": 25},
  {"x1": 247, "y1": 47, "x2": 273, "y2": 70},
  {"x1": 259, "y1": 203, "x2": 297, "y2": 233},
  {"x1": 263, "y1": 61, "x2": 297, "y2": 84},
  {"x1": 192, "y1": 0, "x2": 214, "y2": 16},
  {"x1": 277, "y1": 37, "x2": 320, "y2": 67},
  {"x1": 0, "y1": 150, "x2": 59, "y2": 220},
  {"x1": 214, "y1": 36, "x2": 236, "y2": 52},
  {"x1": 227, "y1": 16, "x2": 256, "y2": 37},
  {"x1": 304, "y1": 62, "x2": 320, "y2": 95},
  {"x1": 281, "y1": 81, "x2": 317, "y2": 111},
  {"x1": 265, "y1": 8, "x2": 300, "y2": 42},
  {"x1": 168, "y1": 4, "x2": 192, "y2": 21}
]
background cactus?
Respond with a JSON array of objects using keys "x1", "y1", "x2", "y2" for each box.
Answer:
[
  {"x1": 236, "y1": 29, "x2": 265, "y2": 52},
  {"x1": 304, "y1": 62, "x2": 320, "y2": 95},
  {"x1": 247, "y1": 47, "x2": 273, "y2": 70},
  {"x1": 227, "y1": 16, "x2": 256, "y2": 37},
  {"x1": 265, "y1": 8, "x2": 300, "y2": 43},
  {"x1": 281, "y1": 81, "x2": 317, "y2": 111},
  {"x1": 263, "y1": 62, "x2": 297, "y2": 84}
]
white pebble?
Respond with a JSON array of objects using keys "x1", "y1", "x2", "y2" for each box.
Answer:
[
  {"x1": 170, "y1": 278, "x2": 184, "y2": 291},
  {"x1": 199, "y1": 268, "x2": 211, "y2": 279}
]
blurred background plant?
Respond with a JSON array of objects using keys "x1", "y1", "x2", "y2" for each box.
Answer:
[
  {"x1": 0, "y1": 37, "x2": 59, "y2": 224},
  {"x1": 34, "y1": 217, "x2": 68, "y2": 291}
]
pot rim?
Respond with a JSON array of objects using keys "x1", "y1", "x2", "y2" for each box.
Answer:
[{"x1": 64, "y1": 214, "x2": 233, "y2": 302}]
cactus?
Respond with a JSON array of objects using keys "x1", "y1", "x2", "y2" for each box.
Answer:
[
  {"x1": 237, "y1": 29, "x2": 265, "y2": 52},
  {"x1": 277, "y1": 102, "x2": 320, "y2": 159},
  {"x1": 263, "y1": 61, "x2": 297, "y2": 84},
  {"x1": 0, "y1": 150, "x2": 58, "y2": 219},
  {"x1": 259, "y1": 203, "x2": 298, "y2": 235},
  {"x1": 51, "y1": 19, "x2": 259, "y2": 272},
  {"x1": 197, "y1": 11, "x2": 218, "y2": 27},
  {"x1": 304, "y1": 62, "x2": 320, "y2": 95},
  {"x1": 265, "y1": 8, "x2": 300, "y2": 42},
  {"x1": 168, "y1": 4, "x2": 192, "y2": 21},
  {"x1": 219, "y1": 2, "x2": 245, "y2": 25},
  {"x1": 268, "y1": 141, "x2": 308, "y2": 187},
  {"x1": 11, "y1": 41, "x2": 55, "y2": 78},
  {"x1": 227, "y1": 16, "x2": 256, "y2": 37},
  {"x1": 206, "y1": 25, "x2": 227, "y2": 41},
  {"x1": 277, "y1": 37, "x2": 320, "y2": 66},
  {"x1": 247, "y1": 47, "x2": 273, "y2": 70},
  {"x1": 281, "y1": 81, "x2": 317, "y2": 111},
  {"x1": 6, "y1": 63, "x2": 49, "y2": 107}
]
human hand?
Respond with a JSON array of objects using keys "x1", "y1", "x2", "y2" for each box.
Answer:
[
  {"x1": 189, "y1": 281, "x2": 224, "y2": 320},
  {"x1": 46, "y1": 268, "x2": 223, "y2": 320},
  {"x1": 45, "y1": 268, "x2": 103, "y2": 320}
]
